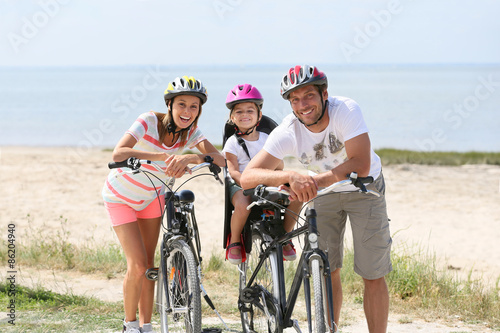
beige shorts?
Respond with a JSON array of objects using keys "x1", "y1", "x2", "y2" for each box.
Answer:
[{"x1": 314, "y1": 173, "x2": 392, "y2": 280}]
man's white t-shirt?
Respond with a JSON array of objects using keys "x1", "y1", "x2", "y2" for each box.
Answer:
[
  {"x1": 264, "y1": 96, "x2": 381, "y2": 189},
  {"x1": 223, "y1": 132, "x2": 269, "y2": 173}
]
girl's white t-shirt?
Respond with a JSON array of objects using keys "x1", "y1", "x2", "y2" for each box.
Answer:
[{"x1": 222, "y1": 132, "x2": 269, "y2": 173}]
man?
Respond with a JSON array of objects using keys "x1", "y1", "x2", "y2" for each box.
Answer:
[{"x1": 240, "y1": 65, "x2": 392, "y2": 333}]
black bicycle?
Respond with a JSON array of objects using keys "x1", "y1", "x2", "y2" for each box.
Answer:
[
  {"x1": 108, "y1": 156, "x2": 225, "y2": 333},
  {"x1": 237, "y1": 172, "x2": 380, "y2": 333}
]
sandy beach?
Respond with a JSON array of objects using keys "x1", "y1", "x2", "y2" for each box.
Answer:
[{"x1": 2, "y1": 146, "x2": 499, "y2": 332}]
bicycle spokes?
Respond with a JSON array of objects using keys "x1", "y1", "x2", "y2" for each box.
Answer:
[{"x1": 162, "y1": 245, "x2": 201, "y2": 333}]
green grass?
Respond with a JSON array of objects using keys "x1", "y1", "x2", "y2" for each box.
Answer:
[
  {"x1": 341, "y1": 243, "x2": 500, "y2": 329},
  {"x1": 0, "y1": 282, "x2": 122, "y2": 332},
  {"x1": 5, "y1": 216, "x2": 499, "y2": 331},
  {"x1": 0, "y1": 216, "x2": 127, "y2": 278},
  {"x1": 3, "y1": 245, "x2": 500, "y2": 331},
  {"x1": 375, "y1": 148, "x2": 500, "y2": 166}
]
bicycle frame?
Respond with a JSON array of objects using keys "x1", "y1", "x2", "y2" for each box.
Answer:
[
  {"x1": 239, "y1": 173, "x2": 377, "y2": 332},
  {"x1": 109, "y1": 156, "x2": 226, "y2": 332},
  {"x1": 163, "y1": 189, "x2": 203, "y2": 266},
  {"x1": 241, "y1": 205, "x2": 336, "y2": 331}
]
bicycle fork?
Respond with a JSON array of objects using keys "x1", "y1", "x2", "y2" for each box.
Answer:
[{"x1": 303, "y1": 207, "x2": 336, "y2": 333}]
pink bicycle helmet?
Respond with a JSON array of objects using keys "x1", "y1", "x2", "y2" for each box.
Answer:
[
  {"x1": 225, "y1": 84, "x2": 264, "y2": 110},
  {"x1": 280, "y1": 65, "x2": 328, "y2": 100}
]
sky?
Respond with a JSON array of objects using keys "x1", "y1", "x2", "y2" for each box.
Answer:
[{"x1": 1, "y1": 0, "x2": 499, "y2": 67}]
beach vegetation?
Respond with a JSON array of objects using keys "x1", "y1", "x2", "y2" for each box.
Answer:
[
  {"x1": 2, "y1": 223, "x2": 499, "y2": 331},
  {"x1": 375, "y1": 148, "x2": 500, "y2": 166},
  {"x1": 0, "y1": 282, "x2": 122, "y2": 332},
  {"x1": 102, "y1": 147, "x2": 500, "y2": 165},
  {"x1": 7, "y1": 216, "x2": 127, "y2": 277}
]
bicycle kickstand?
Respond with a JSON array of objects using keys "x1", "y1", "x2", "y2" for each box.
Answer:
[
  {"x1": 200, "y1": 283, "x2": 239, "y2": 332},
  {"x1": 292, "y1": 319, "x2": 303, "y2": 333}
]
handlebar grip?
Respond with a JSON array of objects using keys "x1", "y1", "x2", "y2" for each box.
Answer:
[
  {"x1": 108, "y1": 159, "x2": 131, "y2": 169},
  {"x1": 243, "y1": 188, "x2": 255, "y2": 196},
  {"x1": 357, "y1": 176, "x2": 374, "y2": 184},
  {"x1": 108, "y1": 157, "x2": 140, "y2": 170},
  {"x1": 351, "y1": 175, "x2": 374, "y2": 192}
]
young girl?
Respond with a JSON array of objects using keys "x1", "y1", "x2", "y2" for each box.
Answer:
[
  {"x1": 222, "y1": 83, "x2": 300, "y2": 265},
  {"x1": 102, "y1": 76, "x2": 225, "y2": 333}
]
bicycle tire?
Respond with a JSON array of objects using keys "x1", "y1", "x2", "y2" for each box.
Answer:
[
  {"x1": 310, "y1": 258, "x2": 326, "y2": 333},
  {"x1": 239, "y1": 227, "x2": 282, "y2": 333},
  {"x1": 158, "y1": 239, "x2": 201, "y2": 333}
]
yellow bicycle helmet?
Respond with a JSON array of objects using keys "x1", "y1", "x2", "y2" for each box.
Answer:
[{"x1": 164, "y1": 76, "x2": 208, "y2": 105}]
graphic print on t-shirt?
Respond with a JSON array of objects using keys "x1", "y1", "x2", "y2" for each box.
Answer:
[
  {"x1": 314, "y1": 142, "x2": 326, "y2": 160},
  {"x1": 328, "y1": 132, "x2": 344, "y2": 154},
  {"x1": 299, "y1": 152, "x2": 313, "y2": 167}
]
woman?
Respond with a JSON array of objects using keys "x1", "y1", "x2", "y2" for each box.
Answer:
[{"x1": 102, "y1": 76, "x2": 225, "y2": 333}]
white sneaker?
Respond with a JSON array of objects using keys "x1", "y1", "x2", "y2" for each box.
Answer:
[
  {"x1": 141, "y1": 323, "x2": 156, "y2": 333},
  {"x1": 122, "y1": 320, "x2": 141, "y2": 333}
]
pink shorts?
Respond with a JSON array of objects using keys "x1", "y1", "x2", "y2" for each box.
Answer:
[{"x1": 104, "y1": 196, "x2": 165, "y2": 226}]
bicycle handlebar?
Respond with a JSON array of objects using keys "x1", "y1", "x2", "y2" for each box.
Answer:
[
  {"x1": 108, "y1": 156, "x2": 223, "y2": 184},
  {"x1": 244, "y1": 172, "x2": 380, "y2": 210}
]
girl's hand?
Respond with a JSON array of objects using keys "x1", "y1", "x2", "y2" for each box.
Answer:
[
  {"x1": 278, "y1": 184, "x2": 298, "y2": 201},
  {"x1": 164, "y1": 154, "x2": 191, "y2": 178}
]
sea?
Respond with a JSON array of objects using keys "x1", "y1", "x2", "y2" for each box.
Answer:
[{"x1": 1, "y1": 63, "x2": 499, "y2": 152}]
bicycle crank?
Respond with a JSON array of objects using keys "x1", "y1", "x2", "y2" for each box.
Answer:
[{"x1": 239, "y1": 285, "x2": 262, "y2": 303}]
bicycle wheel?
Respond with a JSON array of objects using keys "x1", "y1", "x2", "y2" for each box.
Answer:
[
  {"x1": 158, "y1": 239, "x2": 201, "y2": 333},
  {"x1": 310, "y1": 258, "x2": 326, "y2": 333},
  {"x1": 239, "y1": 228, "x2": 282, "y2": 333}
]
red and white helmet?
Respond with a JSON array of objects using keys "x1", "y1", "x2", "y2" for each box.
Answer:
[{"x1": 280, "y1": 65, "x2": 327, "y2": 100}]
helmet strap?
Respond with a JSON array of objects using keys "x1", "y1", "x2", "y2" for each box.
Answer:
[
  {"x1": 167, "y1": 119, "x2": 195, "y2": 135},
  {"x1": 233, "y1": 109, "x2": 261, "y2": 136},
  {"x1": 166, "y1": 98, "x2": 194, "y2": 135},
  {"x1": 235, "y1": 121, "x2": 259, "y2": 136}
]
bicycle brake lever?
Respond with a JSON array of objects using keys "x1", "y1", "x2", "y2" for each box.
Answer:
[
  {"x1": 348, "y1": 172, "x2": 369, "y2": 192},
  {"x1": 205, "y1": 155, "x2": 223, "y2": 184},
  {"x1": 214, "y1": 174, "x2": 223, "y2": 185},
  {"x1": 246, "y1": 201, "x2": 258, "y2": 210}
]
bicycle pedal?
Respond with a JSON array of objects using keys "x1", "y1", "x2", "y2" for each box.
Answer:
[{"x1": 145, "y1": 267, "x2": 159, "y2": 281}]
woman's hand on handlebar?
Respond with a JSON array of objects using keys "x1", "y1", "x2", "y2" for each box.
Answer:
[{"x1": 164, "y1": 154, "x2": 192, "y2": 178}]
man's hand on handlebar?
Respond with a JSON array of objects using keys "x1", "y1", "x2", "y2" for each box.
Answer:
[{"x1": 288, "y1": 172, "x2": 318, "y2": 202}]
